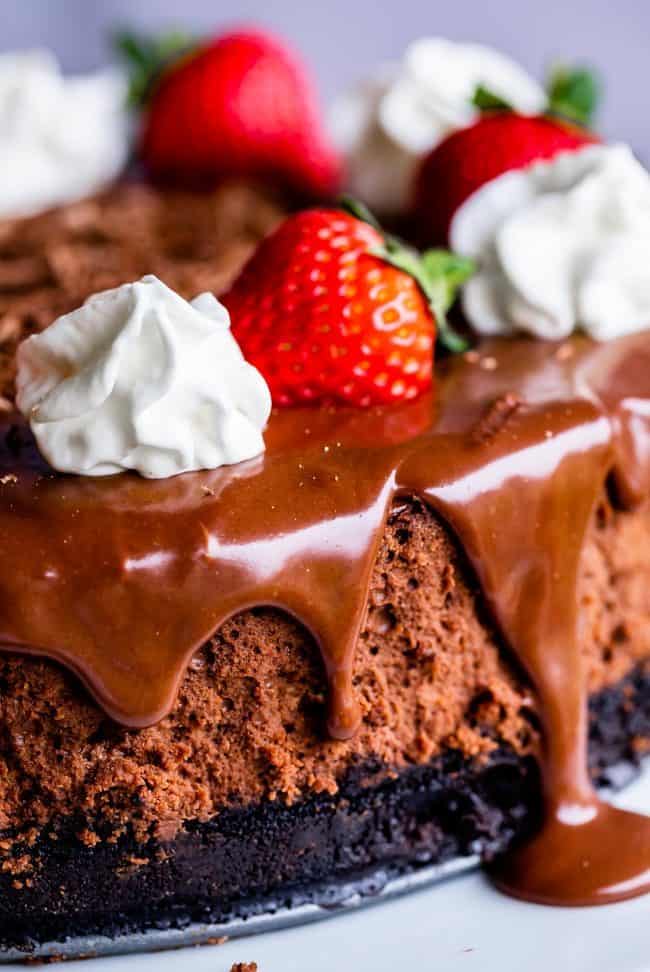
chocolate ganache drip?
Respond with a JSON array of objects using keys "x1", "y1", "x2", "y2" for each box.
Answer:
[{"x1": 0, "y1": 333, "x2": 649, "y2": 905}]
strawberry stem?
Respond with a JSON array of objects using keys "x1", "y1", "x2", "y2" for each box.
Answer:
[{"x1": 339, "y1": 196, "x2": 474, "y2": 353}]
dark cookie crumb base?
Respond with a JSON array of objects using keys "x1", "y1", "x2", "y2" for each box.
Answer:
[{"x1": 1, "y1": 666, "x2": 649, "y2": 954}]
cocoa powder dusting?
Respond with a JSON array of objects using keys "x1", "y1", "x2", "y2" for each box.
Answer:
[{"x1": 0, "y1": 180, "x2": 283, "y2": 405}]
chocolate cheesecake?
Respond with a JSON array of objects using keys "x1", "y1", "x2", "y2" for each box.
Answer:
[
  {"x1": 0, "y1": 183, "x2": 649, "y2": 956},
  {"x1": 0, "y1": 179, "x2": 283, "y2": 406}
]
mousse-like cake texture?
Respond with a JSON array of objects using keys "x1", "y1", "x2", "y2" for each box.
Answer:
[{"x1": 0, "y1": 26, "x2": 649, "y2": 959}]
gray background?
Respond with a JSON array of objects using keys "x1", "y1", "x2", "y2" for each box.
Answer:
[{"x1": 3, "y1": 0, "x2": 648, "y2": 155}]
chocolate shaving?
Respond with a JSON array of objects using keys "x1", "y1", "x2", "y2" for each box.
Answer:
[
  {"x1": 470, "y1": 392, "x2": 523, "y2": 444},
  {"x1": 0, "y1": 181, "x2": 284, "y2": 406}
]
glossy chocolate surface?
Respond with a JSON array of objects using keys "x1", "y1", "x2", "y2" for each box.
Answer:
[{"x1": 1, "y1": 332, "x2": 649, "y2": 906}]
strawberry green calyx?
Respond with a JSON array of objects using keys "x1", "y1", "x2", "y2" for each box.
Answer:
[
  {"x1": 471, "y1": 67, "x2": 600, "y2": 129},
  {"x1": 546, "y1": 64, "x2": 601, "y2": 127},
  {"x1": 338, "y1": 195, "x2": 385, "y2": 234},
  {"x1": 113, "y1": 29, "x2": 196, "y2": 107},
  {"x1": 472, "y1": 85, "x2": 512, "y2": 112},
  {"x1": 340, "y1": 196, "x2": 474, "y2": 352},
  {"x1": 378, "y1": 244, "x2": 474, "y2": 353}
]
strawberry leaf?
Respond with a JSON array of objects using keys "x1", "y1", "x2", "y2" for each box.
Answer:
[
  {"x1": 422, "y1": 250, "x2": 476, "y2": 304},
  {"x1": 340, "y1": 196, "x2": 475, "y2": 353},
  {"x1": 375, "y1": 244, "x2": 474, "y2": 353},
  {"x1": 420, "y1": 250, "x2": 475, "y2": 352},
  {"x1": 113, "y1": 28, "x2": 196, "y2": 107},
  {"x1": 546, "y1": 64, "x2": 600, "y2": 127},
  {"x1": 472, "y1": 85, "x2": 512, "y2": 112},
  {"x1": 338, "y1": 195, "x2": 384, "y2": 233}
]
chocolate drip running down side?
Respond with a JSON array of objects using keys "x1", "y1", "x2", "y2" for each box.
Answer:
[{"x1": 0, "y1": 333, "x2": 650, "y2": 906}]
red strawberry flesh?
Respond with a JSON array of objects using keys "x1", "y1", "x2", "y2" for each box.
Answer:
[
  {"x1": 223, "y1": 209, "x2": 436, "y2": 408},
  {"x1": 141, "y1": 29, "x2": 341, "y2": 198},
  {"x1": 413, "y1": 113, "x2": 598, "y2": 246}
]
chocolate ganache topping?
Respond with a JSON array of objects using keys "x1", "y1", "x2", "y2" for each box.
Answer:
[{"x1": 1, "y1": 331, "x2": 650, "y2": 906}]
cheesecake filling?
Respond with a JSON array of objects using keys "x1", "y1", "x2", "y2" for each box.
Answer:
[{"x1": 1, "y1": 331, "x2": 650, "y2": 906}]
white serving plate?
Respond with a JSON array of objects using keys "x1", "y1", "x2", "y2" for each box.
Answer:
[{"x1": 4, "y1": 762, "x2": 649, "y2": 972}]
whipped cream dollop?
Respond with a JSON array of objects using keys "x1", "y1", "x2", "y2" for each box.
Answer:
[
  {"x1": 16, "y1": 276, "x2": 272, "y2": 478},
  {"x1": 330, "y1": 38, "x2": 546, "y2": 213},
  {"x1": 0, "y1": 50, "x2": 129, "y2": 218},
  {"x1": 451, "y1": 144, "x2": 650, "y2": 341}
]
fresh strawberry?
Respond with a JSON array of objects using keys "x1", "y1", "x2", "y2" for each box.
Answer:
[
  {"x1": 413, "y1": 113, "x2": 598, "y2": 246},
  {"x1": 223, "y1": 203, "x2": 473, "y2": 407},
  {"x1": 137, "y1": 28, "x2": 341, "y2": 198}
]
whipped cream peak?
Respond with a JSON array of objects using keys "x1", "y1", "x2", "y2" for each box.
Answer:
[
  {"x1": 330, "y1": 37, "x2": 546, "y2": 213},
  {"x1": 0, "y1": 49, "x2": 129, "y2": 218},
  {"x1": 16, "y1": 276, "x2": 272, "y2": 478},
  {"x1": 451, "y1": 144, "x2": 650, "y2": 342}
]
